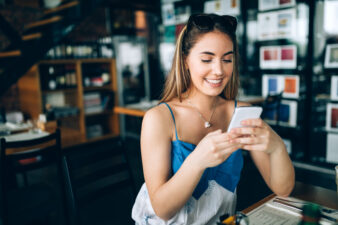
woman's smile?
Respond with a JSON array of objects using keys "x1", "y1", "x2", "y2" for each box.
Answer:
[{"x1": 204, "y1": 78, "x2": 223, "y2": 87}]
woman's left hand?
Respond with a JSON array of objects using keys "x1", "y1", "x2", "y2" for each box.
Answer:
[{"x1": 229, "y1": 118, "x2": 284, "y2": 154}]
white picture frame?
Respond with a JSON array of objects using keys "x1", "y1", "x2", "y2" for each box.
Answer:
[
  {"x1": 282, "y1": 75, "x2": 299, "y2": 98},
  {"x1": 262, "y1": 74, "x2": 299, "y2": 98},
  {"x1": 204, "y1": 0, "x2": 240, "y2": 16},
  {"x1": 161, "y1": 3, "x2": 176, "y2": 26},
  {"x1": 259, "y1": 0, "x2": 296, "y2": 11},
  {"x1": 331, "y1": 76, "x2": 338, "y2": 101},
  {"x1": 258, "y1": 8, "x2": 296, "y2": 41},
  {"x1": 262, "y1": 74, "x2": 284, "y2": 97},
  {"x1": 327, "y1": 133, "x2": 338, "y2": 163},
  {"x1": 260, "y1": 45, "x2": 297, "y2": 69},
  {"x1": 324, "y1": 44, "x2": 338, "y2": 68},
  {"x1": 326, "y1": 103, "x2": 338, "y2": 132},
  {"x1": 278, "y1": 100, "x2": 297, "y2": 127}
]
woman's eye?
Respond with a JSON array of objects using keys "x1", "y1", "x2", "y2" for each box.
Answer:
[
  {"x1": 201, "y1": 59, "x2": 212, "y2": 63},
  {"x1": 223, "y1": 59, "x2": 232, "y2": 63}
]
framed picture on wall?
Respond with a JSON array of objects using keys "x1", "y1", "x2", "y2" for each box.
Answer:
[
  {"x1": 258, "y1": 8, "x2": 296, "y2": 40},
  {"x1": 324, "y1": 44, "x2": 338, "y2": 68},
  {"x1": 262, "y1": 75, "x2": 284, "y2": 97},
  {"x1": 260, "y1": 45, "x2": 297, "y2": 69},
  {"x1": 259, "y1": 0, "x2": 295, "y2": 11},
  {"x1": 326, "y1": 133, "x2": 338, "y2": 163},
  {"x1": 331, "y1": 76, "x2": 338, "y2": 100},
  {"x1": 204, "y1": 0, "x2": 240, "y2": 16},
  {"x1": 279, "y1": 100, "x2": 297, "y2": 127},
  {"x1": 283, "y1": 75, "x2": 299, "y2": 98},
  {"x1": 261, "y1": 100, "x2": 297, "y2": 127},
  {"x1": 326, "y1": 103, "x2": 338, "y2": 132},
  {"x1": 161, "y1": 3, "x2": 176, "y2": 26},
  {"x1": 262, "y1": 74, "x2": 299, "y2": 98}
]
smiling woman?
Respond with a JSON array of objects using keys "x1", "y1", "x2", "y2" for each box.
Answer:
[{"x1": 131, "y1": 13, "x2": 295, "y2": 225}]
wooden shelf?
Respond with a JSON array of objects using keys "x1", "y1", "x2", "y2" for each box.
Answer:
[
  {"x1": 83, "y1": 85, "x2": 112, "y2": 91},
  {"x1": 42, "y1": 88, "x2": 77, "y2": 93},
  {"x1": 17, "y1": 58, "x2": 120, "y2": 148}
]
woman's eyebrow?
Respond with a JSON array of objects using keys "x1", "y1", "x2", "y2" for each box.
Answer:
[{"x1": 199, "y1": 51, "x2": 234, "y2": 56}]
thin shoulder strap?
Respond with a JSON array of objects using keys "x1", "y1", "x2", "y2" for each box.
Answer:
[
  {"x1": 160, "y1": 102, "x2": 179, "y2": 141},
  {"x1": 234, "y1": 99, "x2": 237, "y2": 108}
]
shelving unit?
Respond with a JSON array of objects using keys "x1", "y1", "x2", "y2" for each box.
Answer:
[{"x1": 17, "y1": 58, "x2": 119, "y2": 147}]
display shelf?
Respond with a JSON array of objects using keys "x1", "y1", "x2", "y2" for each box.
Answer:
[{"x1": 17, "y1": 58, "x2": 120, "y2": 147}]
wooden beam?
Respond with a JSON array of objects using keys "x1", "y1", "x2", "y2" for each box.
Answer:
[
  {"x1": 22, "y1": 32, "x2": 42, "y2": 41},
  {"x1": 44, "y1": 1, "x2": 79, "y2": 15},
  {"x1": 24, "y1": 16, "x2": 62, "y2": 30},
  {"x1": 0, "y1": 50, "x2": 21, "y2": 57}
]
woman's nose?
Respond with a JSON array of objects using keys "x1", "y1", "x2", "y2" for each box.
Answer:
[{"x1": 213, "y1": 61, "x2": 223, "y2": 76}]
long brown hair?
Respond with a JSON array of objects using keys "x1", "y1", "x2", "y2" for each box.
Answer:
[{"x1": 160, "y1": 14, "x2": 240, "y2": 103}]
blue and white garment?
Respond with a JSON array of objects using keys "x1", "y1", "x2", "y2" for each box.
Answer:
[{"x1": 132, "y1": 101, "x2": 243, "y2": 225}]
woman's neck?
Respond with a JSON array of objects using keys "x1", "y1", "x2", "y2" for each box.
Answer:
[{"x1": 184, "y1": 91, "x2": 218, "y2": 111}]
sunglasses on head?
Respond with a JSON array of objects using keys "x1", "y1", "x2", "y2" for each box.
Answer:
[{"x1": 187, "y1": 14, "x2": 237, "y2": 33}]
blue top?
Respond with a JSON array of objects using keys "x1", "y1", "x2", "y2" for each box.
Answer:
[{"x1": 161, "y1": 101, "x2": 243, "y2": 199}]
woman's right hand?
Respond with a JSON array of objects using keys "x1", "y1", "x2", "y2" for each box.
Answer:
[{"x1": 187, "y1": 129, "x2": 243, "y2": 170}]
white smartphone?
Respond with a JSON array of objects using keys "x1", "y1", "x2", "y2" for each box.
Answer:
[{"x1": 227, "y1": 106, "x2": 263, "y2": 132}]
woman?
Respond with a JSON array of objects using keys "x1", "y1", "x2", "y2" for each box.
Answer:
[{"x1": 132, "y1": 13, "x2": 295, "y2": 225}]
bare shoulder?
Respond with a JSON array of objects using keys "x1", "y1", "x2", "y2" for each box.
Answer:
[{"x1": 142, "y1": 103, "x2": 174, "y2": 141}]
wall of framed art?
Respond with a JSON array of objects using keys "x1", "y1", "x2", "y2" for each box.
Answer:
[
  {"x1": 309, "y1": 0, "x2": 338, "y2": 167},
  {"x1": 157, "y1": 0, "x2": 337, "y2": 177}
]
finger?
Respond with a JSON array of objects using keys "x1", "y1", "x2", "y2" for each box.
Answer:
[
  {"x1": 213, "y1": 132, "x2": 242, "y2": 143},
  {"x1": 242, "y1": 144, "x2": 266, "y2": 151},
  {"x1": 241, "y1": 118, "x2": 265, "y2": 127},
  {"x1": 216, "y1": 142, "x2": 243, "y2": 152},
  {"x1": 230, "y1": 127, "x2": 264, "y2": 136},
  {"x1": 231, "y1": 136, "x2": 262, "y2": 145},
  {"x1": 219, "y1": 144, "x2": 243, "y2": 155}
]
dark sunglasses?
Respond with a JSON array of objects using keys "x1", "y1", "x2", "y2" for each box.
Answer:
[{"x1": 187, "y1": 14, "x2": 237, "y2": 33}]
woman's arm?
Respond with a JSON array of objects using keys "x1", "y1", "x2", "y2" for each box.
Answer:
[
  {"x1": 230, "y1": 102, "x2": 295, "y2": 196},
  {"x1": 142, "y1": 105, "x2": 243, "y2": 220}
]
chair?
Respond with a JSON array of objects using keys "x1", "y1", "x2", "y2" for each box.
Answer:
[
  {"x1": 0, "y1": 129, "x2": 71, "y2": 225},
  {"x1": 62, "y1": 136, "x2": 136, "y2": 225}
]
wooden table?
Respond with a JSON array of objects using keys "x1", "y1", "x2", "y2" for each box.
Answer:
[
  {"x1": 243, "y1": 181, "x2": 338, "y2": 214},
  {"x1": 113, "y1": 96, "x2": 265, "y2": 118}
]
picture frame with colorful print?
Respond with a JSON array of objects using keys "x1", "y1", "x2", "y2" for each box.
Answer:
[
  {"x1": 324, "y1": 44, "x2": 338, "y2": 68},
  {"x1": 260, "y1": 46, "x2": 279, "y2": 69},
  {"x1": 259, "y1": 0, "x2": 295, "y2": 11},
  {"x1": 326, "y1": 103, "x2": 338, "y2": 132},
  {"x1": 161, "y1": 3, "x2": 176, "y2": 26},
  {"x1": 278, "y1": 100, "x2": 297, "y2": 127},
  {"x1": 283, "y1": 75, "x2": 299, "y2": 98},
  {"x1": 331, "y1": 76, "x2": 338, "y2": 101},
  {"x1": 262, "y1": 74, "x2": 284, "y2": 97},
  {"x1": 326, "y1": 133, "x2": 338, "y2": 164},
  {"x1": 260, "y1": 45, "x2": 297, "y2": 69},
  {"x1": 204, "y1": 0, "x2": 240, "y2": 16},
  {"x1": 258, "y1": 8, "x2": 296, "y2": 40},
  {"x1": 280, "y1": 45, "x2": 297, "y2": 68}
]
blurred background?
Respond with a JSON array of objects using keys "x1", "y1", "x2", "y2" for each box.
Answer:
[{"x1": 0, "y1": 0, "x2": 337, "y2": 224}]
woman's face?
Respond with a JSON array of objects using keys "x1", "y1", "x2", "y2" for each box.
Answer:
[{"x1": 185, "y1": 31, "x2": 234, "y2": 97}]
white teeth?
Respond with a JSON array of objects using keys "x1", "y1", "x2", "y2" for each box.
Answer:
[{"x1": 206, "y1": 79, "x2": 222, "y2": 84}]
